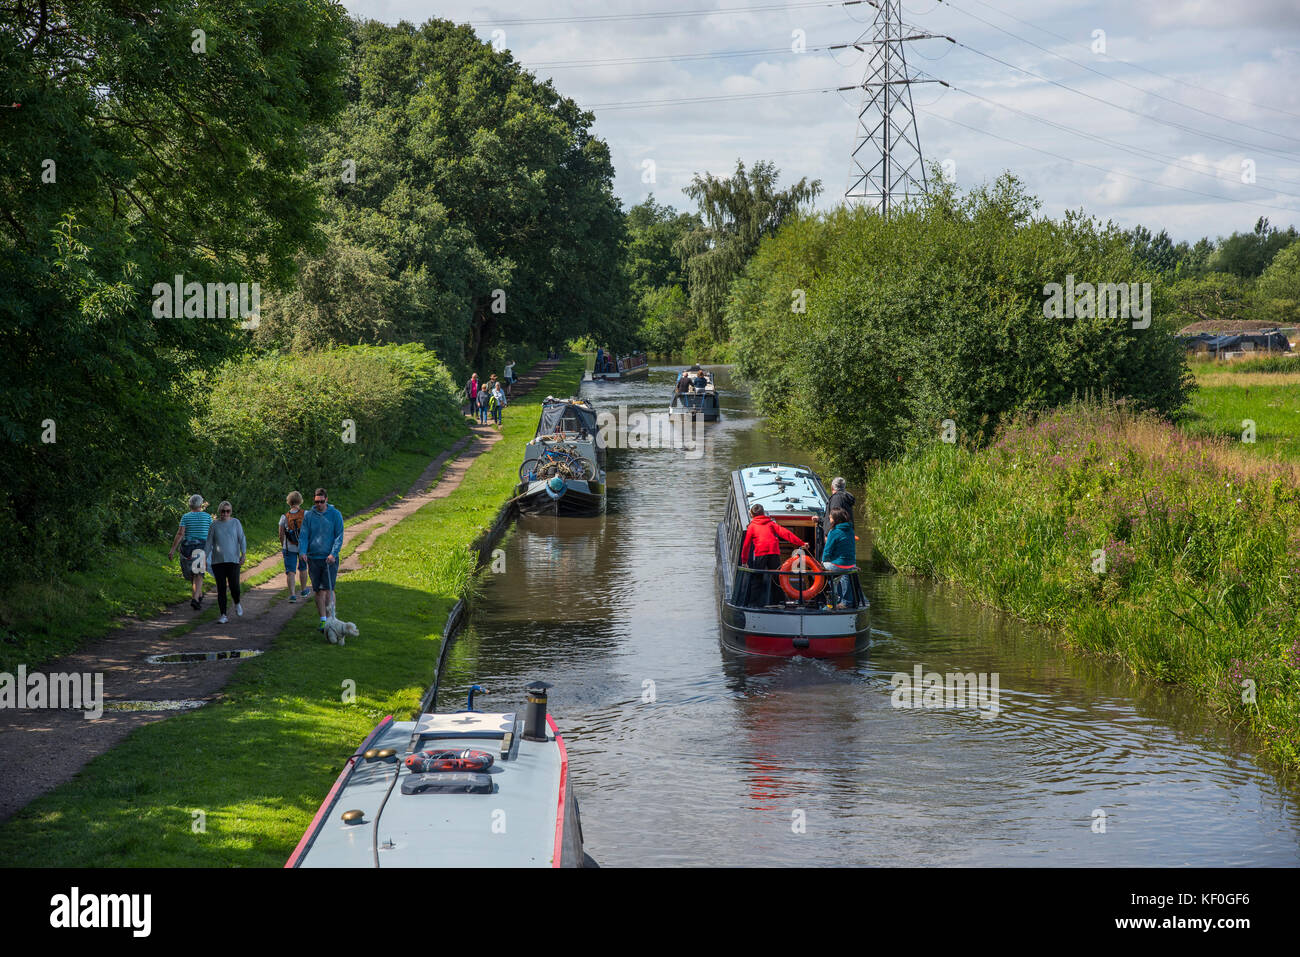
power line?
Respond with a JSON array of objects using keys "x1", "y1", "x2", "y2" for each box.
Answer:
[
  {"x1": 528, "y1": 44, "x2": 833, "y2": 69},
  {"x1": 588, "y1": 86, "x2": 834, "y2": 111},
  {"x1": 931, "y1": 77, "x2": 1300, "y2": 202},
  {"x1": 470, "y1": 0, "x2": 869, "y2": 26},
  {"x1": 918, "y1": 107, "x2": 1300, "y2": 217},
  {"x1": 928, "y1": 0, "x2": 1300, "y2": 148},
  {"x1": 953, "y1": 0, "x2": 1300, "y2": 123},
  {"x1": 949, "y1": 38, "x2": 1300, "y2": 162}
]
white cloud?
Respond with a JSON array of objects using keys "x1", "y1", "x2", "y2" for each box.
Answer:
[{"x1": 340, "y1": 0, "x2": 1300, "y2": 239}]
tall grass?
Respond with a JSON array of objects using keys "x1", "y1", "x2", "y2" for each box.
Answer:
[
  {"x1": 0, "y1": 356, "x2": 585, "y2": 866},
  {"x1": 865, "y1": 399, "x2": 1300, "y2": 769},
  {"x1": 0, "y1": 344, "x2": 466, "y2": 671}
]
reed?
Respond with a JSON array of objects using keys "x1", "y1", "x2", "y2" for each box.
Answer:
[{"x1": 865, "y1": 398, "x2": 1300, "y2": 770}]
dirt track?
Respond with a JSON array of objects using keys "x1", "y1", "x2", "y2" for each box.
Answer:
[{"x1": 0, "y1": 360, "x2": 557, "y2": 821}]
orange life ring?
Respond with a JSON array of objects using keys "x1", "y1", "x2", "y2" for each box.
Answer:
[{"x1": 778, "y1": 553, "x2": 826, "y2": 600}]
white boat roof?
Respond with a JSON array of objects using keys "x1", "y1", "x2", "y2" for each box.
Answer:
[
  {"x1": 736, "y1": 464, "x2": 827, "y2": 518},
  {"x1": 291, "y1": 711, "x2": 565, "y2": 868}
]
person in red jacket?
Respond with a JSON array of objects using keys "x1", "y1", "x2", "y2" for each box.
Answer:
[{"x1": 741, "y1": 503, "x2": 808, "y2": 607}]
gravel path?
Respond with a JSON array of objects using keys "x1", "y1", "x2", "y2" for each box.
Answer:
[{"x1": 0, "y1": 360, "x2": 558, "y2": 821}]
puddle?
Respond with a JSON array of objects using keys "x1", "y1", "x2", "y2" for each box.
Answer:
[
  {"x1": 145, "y1": 649, "x2": 263, "y2": 664},
  {"x1": 102, "y1": 699, "x2": 208, "y2": 712}
]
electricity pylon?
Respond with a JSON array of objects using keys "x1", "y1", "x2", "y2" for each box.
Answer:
[{"x1": 840, "y1": 1, "x2": 946, "y2": 215}]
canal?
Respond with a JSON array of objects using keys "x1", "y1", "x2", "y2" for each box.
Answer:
[{"x1": 440, "y1": 365, "x2": 1300, "y2": 866}]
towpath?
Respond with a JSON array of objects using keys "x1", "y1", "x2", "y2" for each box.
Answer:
[{"x1": 0, "y1": 360, "x2": 558, "y2": 821}]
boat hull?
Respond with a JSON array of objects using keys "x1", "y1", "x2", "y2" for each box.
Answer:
[
  {"x1": 669, "y1": 396, "x2": 719, "y2": 421},
  {"x1": 716, "y1": 599, "x2": 871, "y2": 657},
  {"x1": 588, "y1": 366, "x2": 648, "y2": 382},
  {"x1": 514, "y1": 478, "x2": 606, "y2": 517}
]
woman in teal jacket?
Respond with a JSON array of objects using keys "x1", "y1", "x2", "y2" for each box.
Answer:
[{"x1": 821, "y1": 506, "x2": 857, "y2": 608}]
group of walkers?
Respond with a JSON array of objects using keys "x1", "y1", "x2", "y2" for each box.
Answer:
[
  {"x1": 739, "y1": 477, "x2": 858, "y2": 609},
  {"x1": 168, "y1": 487, "x2": 345, "y2": 630},
  {"x1": 464, "y1": 368, "x2": 511, "y2": 426}
]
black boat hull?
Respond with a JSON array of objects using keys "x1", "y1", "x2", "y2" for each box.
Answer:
[{"x1": 514, "y1": 479, "x2": 606, "y2": 517}]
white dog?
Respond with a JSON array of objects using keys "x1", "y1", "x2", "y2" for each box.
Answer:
[{"x1": 323, "y1": 617, "x2": 359, "y2": 646}]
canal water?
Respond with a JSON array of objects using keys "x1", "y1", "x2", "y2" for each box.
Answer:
[{"x1": 440, "y1": 365, "x2": 1300, "y2": 866}]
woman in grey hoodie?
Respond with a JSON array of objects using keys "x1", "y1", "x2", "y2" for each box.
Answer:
[{"x1": 205, "y1": 500, "x2": 247, "y2": 624}]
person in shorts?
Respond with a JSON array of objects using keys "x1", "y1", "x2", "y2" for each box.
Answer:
[
  {"x1": 167, "y1": 494, "x2": 212, "y2": 610},
  {"x1": 279, "y1": 491, "x2": 312, "y2": 602},
  {"x1": 300, "y1": 487, "x2": 344, "y2": 628}
]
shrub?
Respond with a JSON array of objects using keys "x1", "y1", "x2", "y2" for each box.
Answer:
[
  {"x1": 183, "y1": 344, "x2": 462, "y2": 518},
  {"x1": 728, "y1": 175, "x2": 1193, "y2": 474}
]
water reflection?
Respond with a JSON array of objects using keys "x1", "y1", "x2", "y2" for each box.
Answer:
[{"x1": 439, "y1": 364, "x2": 1300, "y2": 866}]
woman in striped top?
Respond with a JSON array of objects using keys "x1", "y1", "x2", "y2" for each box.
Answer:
[{"x1": 168, "y1": 494, "x2": 212, "y2": 609}]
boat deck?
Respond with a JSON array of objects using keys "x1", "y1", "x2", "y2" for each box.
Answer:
[{"x1": 290, "y1": 711, "x2": 565, "y2": 868}]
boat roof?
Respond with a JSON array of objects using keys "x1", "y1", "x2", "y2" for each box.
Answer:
[
  {"x1": 535, "y1": 397, "x2": 597, "y2": 438},
  {"x1": 290, "y1": 711, "x2": 565, "y2": 868},
  {"x1": 733, "y1": 463, "x2": 828, "y2": 519}
]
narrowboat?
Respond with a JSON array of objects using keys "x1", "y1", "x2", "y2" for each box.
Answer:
[
  {"x1": 715, "y1": 463, "x2": 871, "y2": 657},
  {"x1": 669, "y1": 366, "x2": 720, "y2": 421},
  {"x1": 286, "y1": 682, "x2": 587, "y2": 868},
  {"x1": 514, "y1": 396, "x2": 606, "y2": 516},
  {"x1": 587, "y1": 351, "x2": 649, "y2": 381}
]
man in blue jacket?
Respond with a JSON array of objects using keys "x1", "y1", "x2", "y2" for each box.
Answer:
[{"x1": 302, "y1": 487, "x2": 345, "y2": 627}]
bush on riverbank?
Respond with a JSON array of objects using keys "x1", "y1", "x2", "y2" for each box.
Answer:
[
  {"x1": 0, "y1": 344, "x2": 463, "y2": 668},
  {"x1": 185, "y1": 344, "x2": 462, "y2": 516},
  {"x1": 728, "y1": 176, "x2": 1193, "y2": 474},
  {"x1": 864, "y1": 399, "x2": 1300, "y2": 768}
]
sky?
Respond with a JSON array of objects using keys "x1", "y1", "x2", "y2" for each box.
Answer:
[{"x1": 342, "y1": 1, "x2": 1300, "y2": 242}]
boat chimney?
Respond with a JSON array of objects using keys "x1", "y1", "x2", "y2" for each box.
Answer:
[{"x1": 522, "y1": 680, "x2": 552, "y2": 742}]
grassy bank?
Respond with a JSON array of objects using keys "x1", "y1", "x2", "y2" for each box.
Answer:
[
  {"x1": 0, "y1": 354, "x2": 583, "y2": 866},
  {"x1": 864, "y1": 401, "x2": 1300, "y2": 771},
  {"x1": 1182, "y1": 356, "x2": 1300, "y2": 462},
  {"x1": 1, "y1": 343, "x2": 466, "y2": 673},
  {"x1": 0, "y1": 414, "x2": 469, "y2": 675}
]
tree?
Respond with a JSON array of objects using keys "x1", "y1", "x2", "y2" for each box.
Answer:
[
  {"x1": 1210, "y1": 217, "x2": 1299, "y2": 278},
  {"x1": 0, "y1": 0, "x2": 348, "y2": 574},
  {"x1": 728, "y1": 175, "x2": 1191, "y2": 473},
  {"x1": 622, "y1": 196, "x2": 701, "y2": 354},
  {"x1": 1256, "y1": 238, "x2": 1300, "y2": 325},
  {"x1": 1166, "y1": 273, "x2": 1254, "y2": 328},
  {"x1": 624, "y1": 195, "x2": 701, "y2": 301},
  {"x1": 676, "y1": 159, "x2": 821, "y2": 340},
  {"x1": 259, "y1": 18, "x2": 631, "y2": 372}
]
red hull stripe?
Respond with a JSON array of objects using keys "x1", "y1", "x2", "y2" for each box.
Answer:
[
  {"x1": 739, "y1": 633, "x2": 860, "y2": 656},
  {"x1": 285, "y1": 715, "x2": 394, "y2": 868},
  {"x1": 549, "y1": 712, "x2": 568, "y2": 868}
]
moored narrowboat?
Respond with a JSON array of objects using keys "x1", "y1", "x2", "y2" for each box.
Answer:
[
  {"x1": 715, "y1": 463, "x2": 870, "y2": 657},
  {"x1": 514, "y1": 396, "x2": 606, "y2": 516},
  {"x1": 587, "y1": 350, "x2": 649, "y2": 381},
  {"x1": 286, "y1": 682, "x2": 586, "y2": 868}
]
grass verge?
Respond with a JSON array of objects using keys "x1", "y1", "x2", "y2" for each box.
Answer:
[
  {"x1": 0, "y1": 405, "x2": 472, "y2": 675},
  {"x1": 1182, "y1": 359, "x2": 1300, "y2": 462},
  {"x1": 864, "y1": 399, "x2": 1300, "y2": 772},
  {"x1": 0, "y1": 355, "x2": 583, "y2": 866}
]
